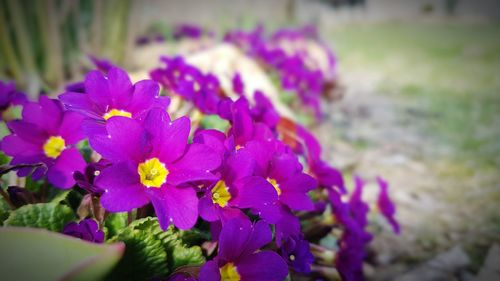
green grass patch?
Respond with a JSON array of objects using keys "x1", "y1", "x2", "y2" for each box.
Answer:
[{"x1": 329, "y1": 22, "x2": 500, "y2": 167}]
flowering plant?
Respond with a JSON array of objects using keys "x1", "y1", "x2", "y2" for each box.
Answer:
[{"x1": 0, "y1": 28, "x2": 398, "y2": 281}]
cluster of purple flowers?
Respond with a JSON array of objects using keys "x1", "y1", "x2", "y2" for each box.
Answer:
[
  {"x1": 1, "y1": 50, "x2": 397, "y2": 280},
  {"x1": 224, "y1": 25, "x2": 337, "y2": 119}
]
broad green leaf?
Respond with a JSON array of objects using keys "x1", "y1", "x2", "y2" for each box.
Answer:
[
  {"x1": 0, "y1": 227, "x2": 124, "y2": 281},
  {"x1": 106, "y1": 217, "x2": 206, "y2": 280},
  {"x1": 4, "y1": 202, "x2": 75, "y2": 231}
]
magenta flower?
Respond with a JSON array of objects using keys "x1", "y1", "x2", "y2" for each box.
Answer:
[
  {"x1": 92, "y1": 109, "x2": 221, "y2": 230},
  {"x1": 173, "y1": 24, "x2": 204, "y2": 40},
  {"x1": 250, "y1": 91, "x2": 280, "y2": 130},
  {"x1": 1, "y1": 96, "x2": 86, "y2": 189},
  {"x1": 232, "y1": 73, "x2": 244, "y2": 96},
  {"x1": 199, "y1": 217, "x2": 288, "y2": 281},
  {"x1": 73, "y1": 160, "x2": 110, "y2": 196},
  {"x1": 59, "y1": 66, "x2": 169, "y2": 136},
  {"x1": 376, "y1": 177, "x2": 400, "y2": 234},
  {"x1": 62, "y1": 219, "x2": 104, "y2": 243},
  {"x1": 245, "y1": 140, "x2": 317, "y2": 220},
  {"x1": 150, "y1": 57, "x2": 223, "y2": 114},
  {"x1": 195, "y1": 130, "x2": 277, "y2": 223}
]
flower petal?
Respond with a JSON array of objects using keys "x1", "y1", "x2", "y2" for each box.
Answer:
[
  {"x1": 127, "y1": 80, "x2": 160, "y2": 114},
  {"x1": 199, "y1": 260, "x2": 221, "y2": 281},
  {"x1": 89, "y1": 117, "x2": 150, "y2": 162},
  {"x1": 1, "y1": 135, "x2": 41, "y2": 156},
  {"x1": 236, "y1": 251, "x2": 288, "y2": 281},
  {"x1": 58, "y1": 112, "x2": 85, "y2": 144},
  {"x1": 158, "y1": 116, "x2": 190, "y2": 163},
  {"x1": 97, "y1": 161, "x2": 150, "y2": 212},
  {"x1": 85, "y1": 70, "x2": 110, "y2": 105},
  {"x1": 280, "y1": 174, "x2": 317, "y2": 211},
  {"x1": 168, "y1": 143, "x2": 220, "y2": 185},
  {"x1": 147, "y1": 185, "x2": 198, "y2": 230},
  {"x1": 47, "y1": 148, "x2": 86, "y2": 189}
]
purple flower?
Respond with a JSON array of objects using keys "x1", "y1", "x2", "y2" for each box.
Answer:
[
  {"x1": 88, "y1": 55, "x2": 115, "y2": 74},
  {"x1": 0, "y1": 81, "x2": 27, "y2": 117},
  {"x1": 279, "y1": 235, "x2": 314, "y2": 274},
  {"x1": 195, "y1": 130, "x2": 277, "y2": 223},
  {"x1": 73, "y1": 160, "x2": 110, "y2": 196},
  {"x1": 377, "y1": 177, "x2": 400, "y2": 234},
  {"x1": 199, "y1": 217, "x2": 288, "y2": 281},
  {"x1": 245, "y1": 140, "x2": 317, "y2": 221},
  {"x1": 348, "y1": 176, "x2": 370, "y2": 230},
  {"x1": 232, "y1": 73, "x2": 244, "y2": 96},
  {"x1": 173, "y1": 24, "x2": 204, "y2": 40},
  {"x1": 92, "y1": 109, "x2": 221, "y2": 230},
  {"x1": 250, "y1": 90, "x2": 280, "y2": 130},
  {"x1": 62, "y1": 218, "x2": 104, "y2": 243},
  {"x1": 1, "y1": 96, "x2": 86, "y2": 189},
  {"x1": 150, "y1": 57, "x2": 223, "y2": 115},
  {"x1": 327, "y1": 184, "x2": 371, "y2": 281},
  {"x1": 59, "y1": 66, "x2": 169, "y2": 137}
]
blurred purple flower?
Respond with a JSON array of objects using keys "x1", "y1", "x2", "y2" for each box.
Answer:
[
  {"x1": 231, "y1": 73, "x2": 244, "y2": 96},
  {"x1": 173, "y1": 24, "x2": 204, "y2": 40},
  {"x1": 0, "y1": 81, "x2": 27, "y2": 117},
  {"x1": 377, "y1": 177, "x2": 400, "y2": 234}
]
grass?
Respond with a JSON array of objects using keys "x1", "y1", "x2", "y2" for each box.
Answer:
[{"x1": 327, "y1": 22, "x2": 500, "y2": 167}]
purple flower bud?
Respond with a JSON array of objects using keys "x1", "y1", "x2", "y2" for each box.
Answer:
[
  {"x1": 7, "y1": 186, "x2": 36, "y2": 207},
  {"x1": 62, "y1": 219, "x2": 104, "y2": 243},
  {"x1": 279, "y1": 235, "x2": 314, "y2": 273}
]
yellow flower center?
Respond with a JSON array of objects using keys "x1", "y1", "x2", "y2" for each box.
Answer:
[
  {"x1": 138, "y1": 158, "x2": 168, "y2": 188},
  {"x1": 43, "y1": 136, "x2": 65, "y2": 159},
  {"x1": 267, "y1": 178, "x2": 281, "y2": 196},
  {"x1": 235, "y1": 145, "x2": 242, "y2": 151},
  {"x1": 103, "y1": 109, "x2": 132, "y2": 120},
  {"x1": 220, "y1": 262, "x2": 240, "y2": 281},
  {"x1": 211, "y1": 180, "x2": 232, "y2": 207}
]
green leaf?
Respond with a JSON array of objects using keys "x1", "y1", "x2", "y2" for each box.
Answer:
[
  {"x1": 106, "y1": 217, "x2": 170, "y2": 280},
  {"x1": 0, "y1": 227, "x2": 124, "y2": 281},
  {"x1": 171, "y1": 244, "x2": 205, "y2": 269},
  {"x1": 0, "y1": 198, "x2": 11, "y2": 225},
  {"x1": 104, "y1": 212, "x2": 128, "y2": 239},
  {"x1": 49, "y1": 189, "x2": 71, "y2": 204},
  {"x1": 163, "y1": 227, "x2": 205, "y2": 270},
  {"x1": 4, "y1": 202, "x2": 76, "y2": 231},
  {"x1": 106, "y1": 217, "x2": 206, "y2": 280},
  {"x1": 200, "y1": 115, "x2": 229, "y2": 132}
]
